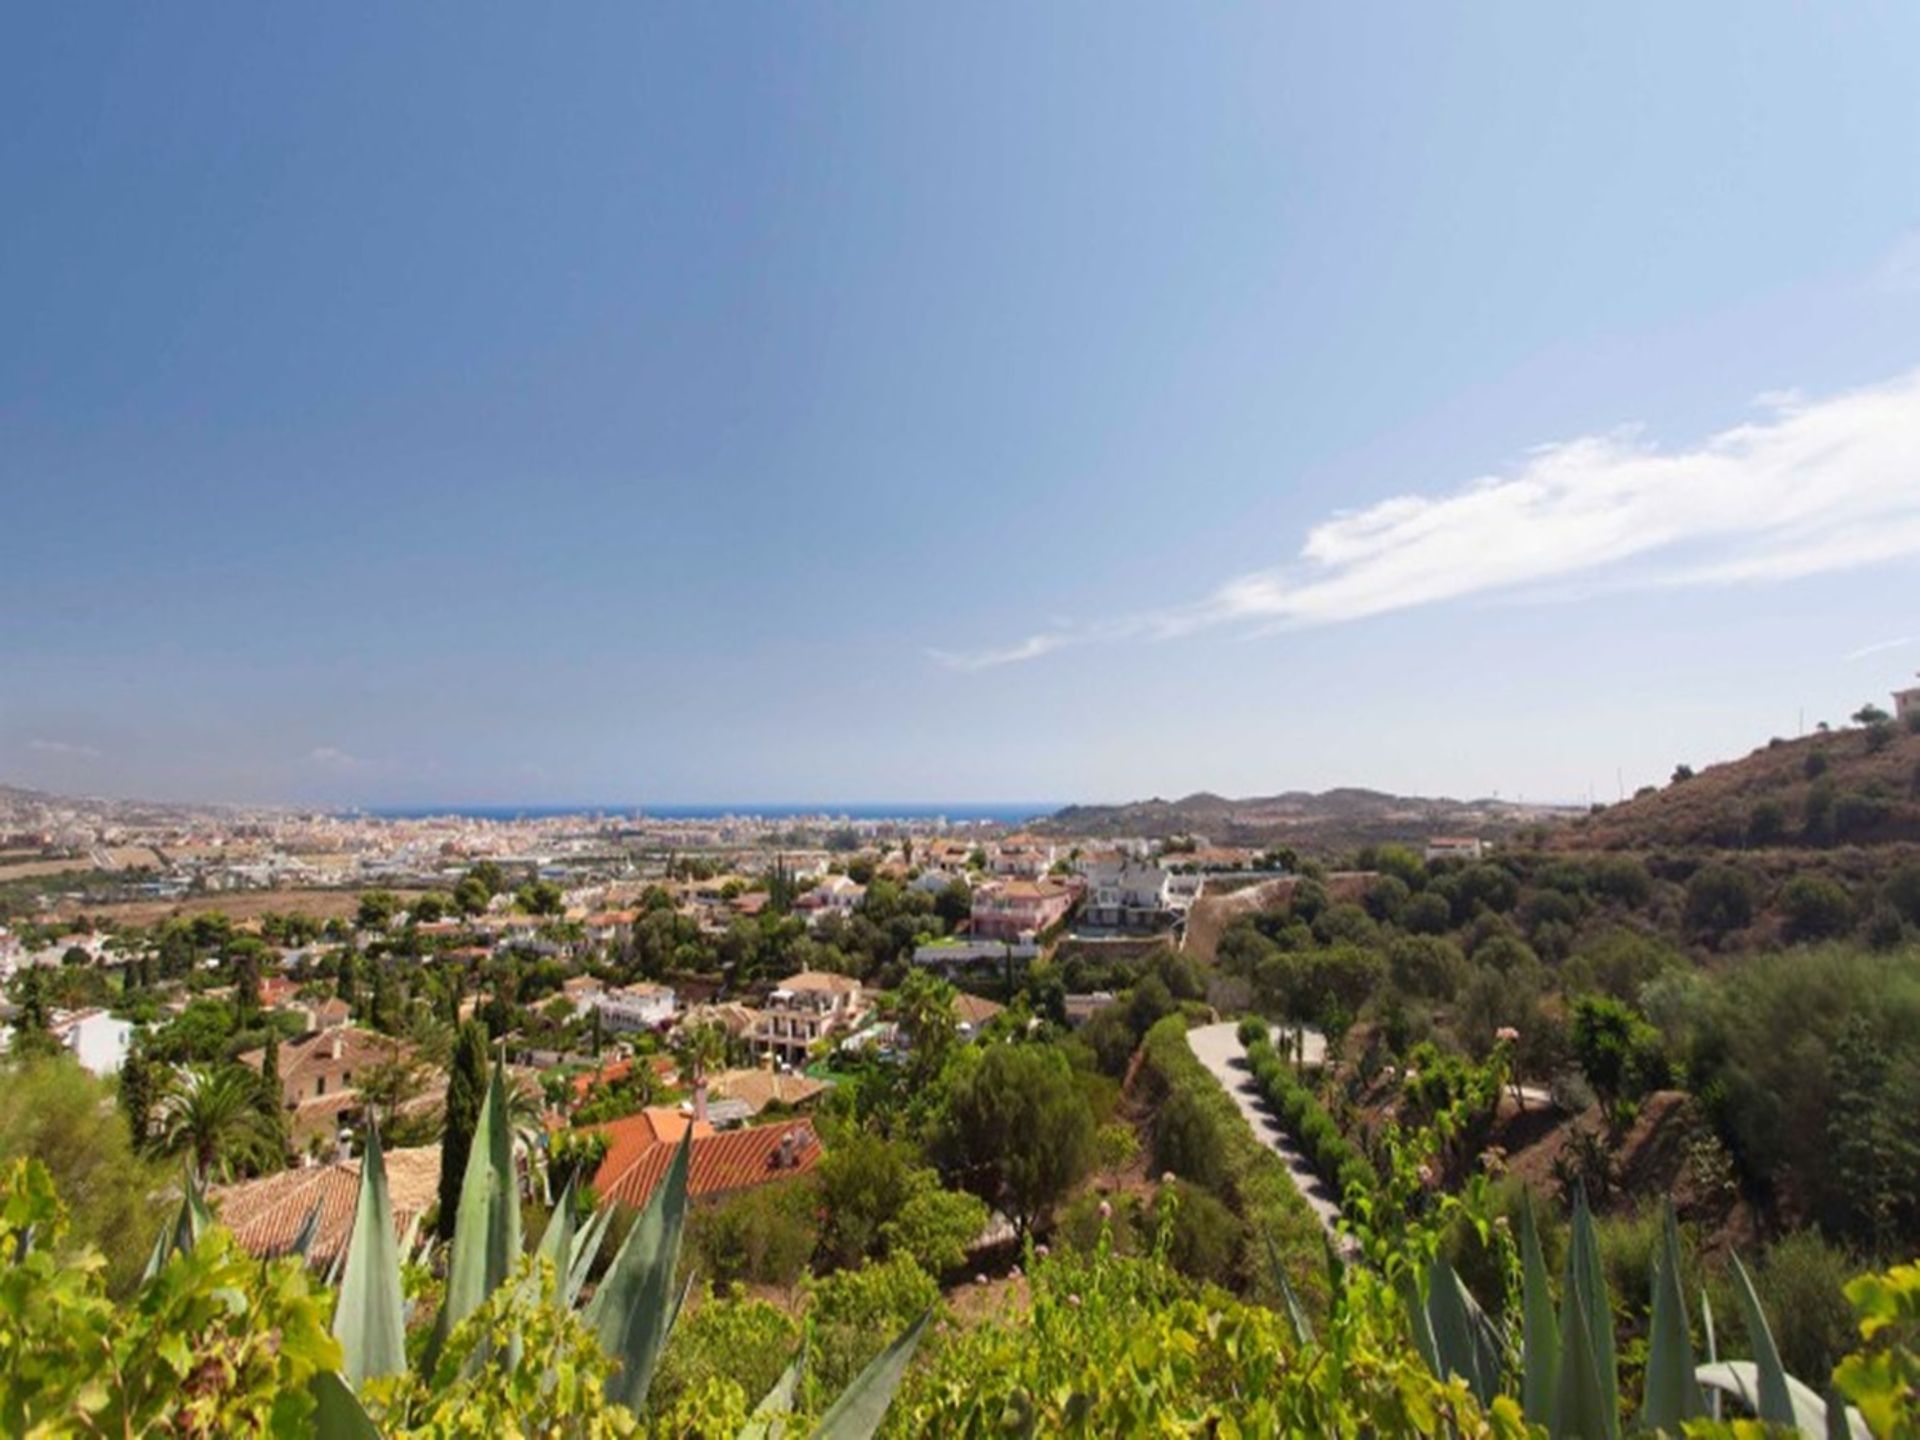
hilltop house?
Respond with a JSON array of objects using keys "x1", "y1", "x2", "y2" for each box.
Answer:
[
  {"x1": 50, "y1": 1008, "x2": 132, "y2": 1077},
  {"x1": 1896, "y1": 676, "x2": 1920, "y2": 724},
  {"x1": 1424, "y1": 837, "x2": 1486, "y2": 863},
  {"x1": 970, "y1": 879, "x2": 1076, "y2": 942},
  {"x1": 752, "y1": 970, "x2": 867, "y2": 1065},
  {"x1": 593, "y1": 981, "x2": 677, "y2": 1033},
  {"x1": 1080, "y1": 861, "x2": 1179, "y2": 933},
  {"x1": 240, "y1": 1026, "x2": 435, "y2": 1148}
]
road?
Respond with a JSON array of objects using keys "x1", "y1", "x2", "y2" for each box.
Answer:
[{"x1": 1185, "y1": 1020, "x2": 1351, "y2": 1249}]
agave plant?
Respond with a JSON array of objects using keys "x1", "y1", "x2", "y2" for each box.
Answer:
[
  {"x1": 1400, "y1": 1192, "x2": 1870, "y2": 1439},
  {"x1": 149, "y1": 1058, "x2": 925, "y2": 1438}
]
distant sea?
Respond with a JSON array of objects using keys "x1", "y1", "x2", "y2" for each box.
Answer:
[{"x1": 359, "y1": 802, "x2": 1056, "y2": 824}]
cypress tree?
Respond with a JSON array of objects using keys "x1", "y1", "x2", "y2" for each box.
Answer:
[
  {"x1": 118, "y1": 1047, "x2": 156, "y2": 1150},
  {"x1": 438, "y1": 1020, "x2": 489, "y2": 1240}
]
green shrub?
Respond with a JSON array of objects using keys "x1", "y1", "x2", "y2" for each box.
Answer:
[
  {"x1": 1135, "y1": 1018, "x2": 1329, "y2": 1314},
  {"x1": 1780, "y1": 874, "x2": 1854, "y2": 942},
  {"x1": 688, "y1": 1179, "x2": 818, "y2": 1288}
]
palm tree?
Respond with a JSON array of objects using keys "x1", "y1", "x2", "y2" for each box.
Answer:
[
  {"x1": 156, "y1": 1065, "x2": 284, "y2": 1180},
  {"x1": 670, "y1": 1020, "x2": 730, "y2": 1123}
]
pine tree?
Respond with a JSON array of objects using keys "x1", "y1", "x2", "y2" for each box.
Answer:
[{"x1": 438, "y1": 1021, "x2": 488, "y2": 1240}]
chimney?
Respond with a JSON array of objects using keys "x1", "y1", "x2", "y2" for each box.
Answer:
[{"x1": 330, "y1": 1031, "x2": 343, "y2": 1061}]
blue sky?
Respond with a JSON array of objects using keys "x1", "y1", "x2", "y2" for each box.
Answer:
[{"x1": 5, "y1": 5, "x2": 1920, "y2": 808}]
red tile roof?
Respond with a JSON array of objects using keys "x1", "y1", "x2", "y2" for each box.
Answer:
[
  {"x1": 597, "y1": 1118, "x2": 822, "y2": 1213},
  {"x1": 588, "y1": 1107, "x2": 713, "y2": 1195},
  {"x1": 212, "y1": 1145, "x2": 440, "y2": 1266}
]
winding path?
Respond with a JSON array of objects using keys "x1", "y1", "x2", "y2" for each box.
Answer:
[{"x1": 1184, "y1": 1021, "x2": 1352, "y2": 1251}]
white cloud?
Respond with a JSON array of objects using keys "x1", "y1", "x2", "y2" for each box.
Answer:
[
  {"x1": 1846, "y1": 636, "x2": 1911, "y2": 663},
  {"x1": 926, "y1": 633, "x2": 1071, "y2": 671},
  {"x1": 28, "y1": 739, "x2": 102, "y2": 759},
  {"x1": 936, "y1": 367, "x2": 1920, "y2": 668}
]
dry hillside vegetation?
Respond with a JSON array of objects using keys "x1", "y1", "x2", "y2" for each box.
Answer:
[{"x1": 1555, "y1": 721, "x2": 1920, "y2": 851}]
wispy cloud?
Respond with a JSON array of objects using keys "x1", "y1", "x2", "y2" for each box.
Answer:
[
  {"x1": 1846, "y1": 636, "x2": 1911, "y2": 663},
  {"x1": 29, "y1": 738, "x2": 102, "y2": 759},
  {"x1": 308, "y1": 745, "x2": 369, "y2": 771},
  {"x1": 935, "y1": 367, "x2": 1920, "y2": 669}
]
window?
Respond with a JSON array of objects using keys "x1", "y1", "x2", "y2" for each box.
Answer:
[{"x1": 316, "y1": 1077, "x2": 326, "y2": 1096}]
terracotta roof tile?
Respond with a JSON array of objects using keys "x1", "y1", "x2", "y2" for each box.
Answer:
[
  {"x1": 212, "y1": 1145, "x2": 440, "y2": 1266},
  {"x1": 597, "y1": 1118, "x2": 822, "y2": 1212}
]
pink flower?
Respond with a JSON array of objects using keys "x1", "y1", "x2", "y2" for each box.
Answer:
[
  {"x1": 974, "y1": 1272, "x2": 988, "y2": 1285},
  {"x1": 1098, "y1": 1200, "x2": 1112, "y2": 1220},
  {"x1": 1161, "y1": 1171, "x2": 1176, "y2": 1185},
  {"x1": 1035, "y1": 1244, "x2": 1050, "y2": 1258},
  {"x1": 1066, "y1": 1293, "x2": 1082, "y2": 1308},
  {"x1": 1495, "y1": 1026, "x2": 1520, "y2": 1043}
]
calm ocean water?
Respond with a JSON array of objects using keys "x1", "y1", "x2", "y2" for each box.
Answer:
[{"x1": 361, "y1": 802, "x2": 1055, "y2": 824}]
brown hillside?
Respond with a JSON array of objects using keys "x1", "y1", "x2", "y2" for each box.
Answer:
[{"x1": 1550, "y1": 722, "x2": 1920, "y2": 851}]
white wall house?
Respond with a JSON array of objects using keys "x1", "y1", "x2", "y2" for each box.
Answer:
[
  {"x1": 752, "y1": 971, "x2": 867, "y2": 1065},
  {"x1": 52, "y1": 1009, "x2": 134, "y2": 1077},
  {"x1": 594, "y1": 982, "x2": 677, "y2": 1033}
]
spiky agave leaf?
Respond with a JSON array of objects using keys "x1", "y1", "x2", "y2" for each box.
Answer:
[
  {"x1": 587, "y1": 1126, "x2": 693, "y2": 1410},
  {"x1": 142, "y1": 1160, "x2": 212, "y2": 1282},
  {"x1": 289, "y1": 1197, "x2": 324, "y2": 1262},
  {"x1": 425, "y1": 1058, "x2": 523, "y2": 1374},
  {"x1": 534, "y1": 1175, "x2": 576, "y2": 1273},
  {"x1": 309, "y1": 1370, "x2": 385, "y2": 1440},
  {"x1": 1519, "y1": 1196, "x2": 1560, "y2": 1428},
  {"x1": 1727, "y1": 1255, "x2": 1794, "y2": 1429},
  {"x1": 737, "y1": 1356, "x2": 803, "y2": 1440},
  {"x1": 565, "y1": 1200, "x2": 613, "y2": 1308},
  {"x1": 1551, "y1": 1273, "x2": 1613, "y2": 1440},
  {"x1": 1398, "y1": 1268, "x2": 1441, "y2": 1379},
  {"x1": 1694, "y1": 1362, "x2": 1868, "y2": 1439},
  {"x1": 1426, "y1": 1255, "x2": 1502, "y2": 1407},
  {"x1": 1265, "y1": 1230, "x2": 1314, "y2": 1347},
  {"x1": 1563, "y1": 1190, "x2": 1618, "y2": 1439},
  {"x1": 810, "y1": 1311, "x2": 931, "y2": 1440},
  {"x1": 1639, "y1": 1201, "x2": 1703, "y2": 1430},
  {"x1": 1701, "y1": 1287, "x2": 1720, "y2": 1421},
  {"x1": 334, "y1": 1124, "x2": 408, "y2": 1386}
]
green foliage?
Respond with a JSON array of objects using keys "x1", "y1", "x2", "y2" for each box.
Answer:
[
  {"x1": 0, "y1": 1056, "x2": 168, "y2": 1296},
  {"x1": 1245, "y1": 1034, "x2": 1379, "y2": 1205},
  {"x1": 803, "y1": 1254, "x2": 939, "y2": 1398},
  {"x1": 438, "y1": 1020, "x2": 488, "y2": 1242},
  {"x1": 1135, "y1": 1017, "x2": 1329, "y2": 1313},
  {"x1": 1685, "y1": 863, "x2": 1758, "y2": 938},
  {"x1": 648, "y1": 1284, "x2": 798, "y2": 1422},
  {"x1": 1, "y1": 1157, "x2": 343, "y2": 1435},
  {"x1": 689, "y1": 1180, "x2": 819, "y2": 1289},
  {"x1": 814, "y1": 1129, "x2": 924, "y2": 1270},
  {"x1": 1685, "y1": 944, "x2": 1920, "y2": 1245},
  {"x1": 1782, "y1": 875, "x2": 1855, "y2": 941},
  {"x1": 370, "y1": 1256, "x2": 637, "y2": 1437},
  {"x1": 879, "y1": 1185, "x2": 989, "y2": 1277},
  {"x1": 937, "y1": 1040, "x2": 1094, "y2": 1236},
  {"x1": 1570, "y1": 995, "x2": 1664, "y2": 1118}
]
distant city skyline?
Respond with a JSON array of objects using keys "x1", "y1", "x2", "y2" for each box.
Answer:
[{"x1": 5, "y1": 6, "x2": 1920, "y2": 808}]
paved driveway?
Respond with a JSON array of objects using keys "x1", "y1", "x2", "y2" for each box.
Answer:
[{"x1": 1185, "y1": 1021, "x2": 1349, "y2": 1248}]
